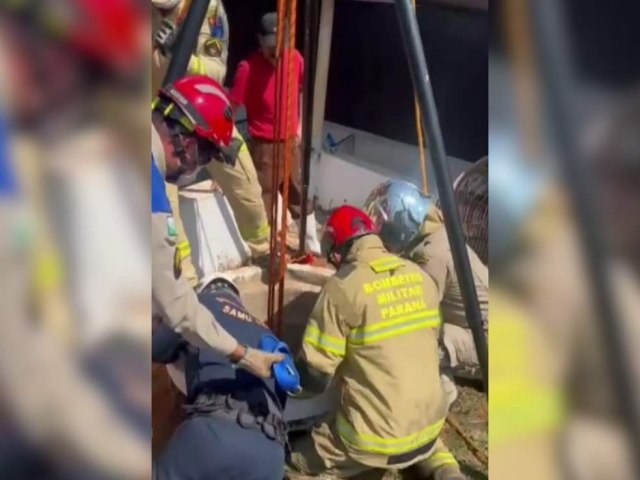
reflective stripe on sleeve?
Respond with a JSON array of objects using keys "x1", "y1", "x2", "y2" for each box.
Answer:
[
  {"x1": 303, "y1": 324, "x2": 346, "y2": 357},
  {"x1": 177, "y1": 241, "x2": 191, "y2": 259}
]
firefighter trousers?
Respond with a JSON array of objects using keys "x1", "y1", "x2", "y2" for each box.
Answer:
[
  {"x1": 166, "y1": 128, "x2": 270, "y2": 283},
  {"x1": 286, "y1": 419, "x2": 460, "y2": 479}
]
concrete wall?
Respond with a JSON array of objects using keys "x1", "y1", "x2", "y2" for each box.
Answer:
[
  {"x1": 180, "y1": 123, "x2": 472, "y2": 275},
  {"x1": 311, "y1": 121, "x2": 472, "y2": 210}
]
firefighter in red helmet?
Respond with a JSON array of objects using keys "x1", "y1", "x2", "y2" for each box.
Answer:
[
  {"x1": 152, "y1": 75, "x2": 284, "y2": 378},
  {"x1": 152, "y1": 0, "x2": 271, "y2": 285},
  {"x1": 288, "y1": 205, "x2": 464, "y2": 479}
]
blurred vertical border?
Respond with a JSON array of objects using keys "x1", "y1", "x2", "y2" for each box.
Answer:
[
  {"x1": 490, "y1": 0, "x2": 640, "y2": 478},
  {"x1": 0, "y1": 1, "x2": 151, "y2": 478}
]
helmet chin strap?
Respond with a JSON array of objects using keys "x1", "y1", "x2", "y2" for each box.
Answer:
[{"x1": 165, "y1": 123, "x2": 191, "y2": 183}]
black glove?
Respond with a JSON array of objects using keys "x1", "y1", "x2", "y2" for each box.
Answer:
[{"x1": 154, "y1": 18, "x2": 178, "y2": 56}]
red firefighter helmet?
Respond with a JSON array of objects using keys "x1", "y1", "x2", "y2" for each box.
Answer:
[
  {"x1": 3, "y1": 0, "x2": 145, "y2": 75},
  {"x1": 158, "y1": 75, "x2": 234, "y2": 147},
  {"x1": 70, "y1": 0, "x2": 145, "y2": 73},
  {"x1": 321, "y1": 206, "x2": 377, "y2": 261}
]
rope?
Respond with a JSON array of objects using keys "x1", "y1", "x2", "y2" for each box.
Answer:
[
  {"x1": 267, "y1": 0, "x2": 286, "y2": 332},
  {"x1": 502, "y1": 0, "x2": 543, "y2": 161},
  {"x1": 414, "y1": 99, "x2": 429, "y2": 195},
  {"x1": 411, "y1": 0, "x2": 429, "y2": 195},
  {"x1": 446, "y1": 414, "x2": 488, "y2": 468},
  {"x1": 268, "y1": 0, "x2": 298, "y2": 336},
  {"x1": 277, "y1": 3, "x2": 298, "y2": 337}
]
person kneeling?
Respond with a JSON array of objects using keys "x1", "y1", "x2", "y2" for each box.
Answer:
[{"x1": 153, "y1": 275, "x2": 288, "y2": 480}]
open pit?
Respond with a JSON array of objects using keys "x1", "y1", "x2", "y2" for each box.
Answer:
[{"x1": 235, "y1": 264, "x2": 328, "y2": 352}]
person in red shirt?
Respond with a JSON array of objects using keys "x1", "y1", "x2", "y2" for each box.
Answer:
[{"x1": 229, "y1": 12, "x2": 322, "y2": 256}]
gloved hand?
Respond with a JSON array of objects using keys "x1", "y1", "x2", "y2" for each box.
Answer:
[
  {"x1": 154, "y1": 19, "x2": 178, "y2": 56},
  {"x1": 234, "y1": 345, "x2": 285, "y2": 379}
]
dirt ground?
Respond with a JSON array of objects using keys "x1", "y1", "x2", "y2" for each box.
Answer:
[
  {"x1": 373, "y1": 384, "x2": 488, "y2": 480},
  {"x1": 439, "y1": 384, "x2": 488, "y2": 479}
]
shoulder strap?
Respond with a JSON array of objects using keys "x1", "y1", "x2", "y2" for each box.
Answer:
[{"x1": 367, "y1": 256, "x2": 405, "y2": 273}]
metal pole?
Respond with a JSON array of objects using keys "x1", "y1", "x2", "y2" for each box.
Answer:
[
  {"x1": 393, "y1": 0, "x2": 488, "y2": 389},
  {"x1": 529, "y1": 0, "x2": 640, "y2": 471},
  {"x1": 298, "y1": 0, "x2": 319, "y2": 255},
  {"x1": 162, "y1": 0, "x2": 210, "y2": 87}
]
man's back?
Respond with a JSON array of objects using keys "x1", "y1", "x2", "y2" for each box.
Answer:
[
  {"x1": 153, "y1": 289, "x2": 284, "y2": 403},
  {"x1": 301, "y1": 235, "x2": 447, "y2": 466},
  {"x1": 410, "y1": 223, "x2": 489, "y2": 329},
  {"x1": 153, "y1": 289, "x2": 287, "y2": 480},
  {"x1": 185, "y1": 291, "x2": 282, "y2": 401}
]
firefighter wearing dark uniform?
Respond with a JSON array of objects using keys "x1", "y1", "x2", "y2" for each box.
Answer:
[{"x1": 153, "y1": 276, "x2": 288, "y2": 480}]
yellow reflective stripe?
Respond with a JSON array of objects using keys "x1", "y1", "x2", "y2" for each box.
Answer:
[
  {"x1": 204, "y1": 38, "x2": 223, "y2": 51},
  {"x1": 240, "y1": 222, "x2": 270, "y2": 242},
  {"x1": 191, "y1": 56, "x2": 206, "y2": 75},
  {"x1": 303, "y1": 325, "x2": 346, "y2": 357},
  {"x1": 349, "y1": 310, "x2": 441, "y2": 345},
  {"x1": 336, "y1": 414, "x2": 445, "y2": 455},
  {"x1": 178, "y1": 241, "x2": 191, "y2": 259},
  {"x1": 34, "y1": 252, "x2": 64, "y2": 291},
  {"x1": 428, "y1": 452, "x2": 459, "y2": 469},
  {"x1": 490, "y1": 388, "x2": 564, "y2": 445},
  {"x1": 368, "y1": 257, "x2": 405, "y2": 273},
  {"x1": 490, "y1": 298, "x2": 566, "y2": 445}
]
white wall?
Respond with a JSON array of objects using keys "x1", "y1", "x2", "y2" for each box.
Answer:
[
  {"x1": 179, "y1": 122, "x2": 473, "y2": 276},
  {"x1": 179, "y1": 182, "x2": 250, "y2": 276},
  {"x1": 311, "y1": 122, "x2": 472, "y2": 210}
]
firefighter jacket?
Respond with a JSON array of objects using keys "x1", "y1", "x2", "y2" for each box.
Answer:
[
  {"x1": 408, "y1": 206, "x2": 488, "y2": 330},
  {"x1": 299, "y1": 235, "x2": 448, "y2": 467},
  {"x1": 490, "y1": 290, "x2": 565, "y2": 480},
  {"x1": 152, "y1": 0, "x2": 229, "y2": 90},
  {"x1": 151, "y1": 125, "x2": 237, "y2": 356}
]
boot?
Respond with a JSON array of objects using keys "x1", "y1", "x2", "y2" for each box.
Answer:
[{"x1": 301, "y1": 212, "x2": 322, "y2": 256}]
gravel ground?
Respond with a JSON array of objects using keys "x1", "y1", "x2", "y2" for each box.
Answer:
[
  {"x1": 440, "y1": 384, "x2": 488, "y2": 479},
  {"x1": 354, "y1": 384, "x2": 488, "y2": 480}
]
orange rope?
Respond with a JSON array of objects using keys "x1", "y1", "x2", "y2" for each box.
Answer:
[
  {"x1": 502, "y1": 0, "x2": 542, "y2": 160},
  {"x1": 414, "y1": 101, "x2": 429, "y2": 195},
  {"x1": 268, "y1": 0, "x2": 298, "y2": 336},
  {"x1": 276, "y1": 3, "x2": 298, "y2": 337},
  {"x1": 412, "y1": 0, "x2": 429, "y2": 195},
  {"x1": 267, "y1": 0, "x2": 288, "y2": 331}
]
